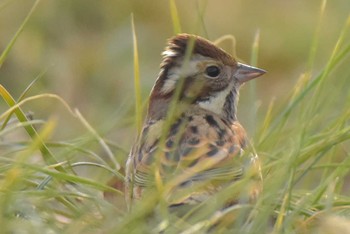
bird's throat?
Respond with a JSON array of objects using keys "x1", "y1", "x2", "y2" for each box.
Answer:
[{"x1": 197, "y1": 84, "x2": 238, "y2": 122}]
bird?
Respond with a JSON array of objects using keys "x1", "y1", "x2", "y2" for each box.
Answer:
[{"x1": 125, "y1": 34, "x2": 265, "y2": 209}]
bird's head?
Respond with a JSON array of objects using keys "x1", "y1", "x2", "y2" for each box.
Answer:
[{"x1": 148, "y1": 34, "x2": 266, "y2": 122}]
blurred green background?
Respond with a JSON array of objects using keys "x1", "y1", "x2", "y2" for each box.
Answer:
[{"x1": 1, "y1": 0, "x2": 349, "y2": 155}]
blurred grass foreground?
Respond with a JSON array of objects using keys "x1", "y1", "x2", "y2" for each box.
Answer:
[{"x1": 0, "y1": 0, "x2": 350, "y2": 233}]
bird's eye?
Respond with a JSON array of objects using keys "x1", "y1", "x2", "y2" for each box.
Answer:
[{"x1": 205, "y1": 65, "x2": 220, "y2": 78}]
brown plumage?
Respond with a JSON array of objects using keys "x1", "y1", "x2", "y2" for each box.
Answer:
[{"x1": 126, "y1": 34, "x2": 265, "y2": 207}]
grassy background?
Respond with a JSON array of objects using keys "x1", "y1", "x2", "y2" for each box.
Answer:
[{"x1": 0, "y1": 0, "x2": 350, "y2": 233}]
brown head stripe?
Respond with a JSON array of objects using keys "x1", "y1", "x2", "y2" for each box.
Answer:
[{"x1": 162, "y1": 34, "x2": 236, "y2": 68}]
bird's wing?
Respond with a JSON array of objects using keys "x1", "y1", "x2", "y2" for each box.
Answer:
[{"x1": 126, "y1": 113, "x2": 254, "y2": 202}]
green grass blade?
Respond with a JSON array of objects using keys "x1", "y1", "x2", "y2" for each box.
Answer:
[
  {"x1": 169, "y1": 0, "x2": 182, "y2": 34},
  {"x1": 306, "y1": 0, "x2": 327, "y2": 75},
  {"x1": 195, "y1": 0, "x2": 208, "y2": 37},
  {"x1": 0, "y1": 158, "x2": 122, "y2": 195},
  {"x1": 1, "y1": 72, "x2": 44, "y2": 130},
  {"x1": 0, "y1": 85, "x2": 64, "y2": 171},
  {"x1": 248, "y1": 29, "x2": 261, "y2": 136},
  {"x1": 0, "y1": 0, "x2": 41, "y2": 68},
  {"x1": 131, "y1": 14, "x2": 143, "y2": 134},
  {"x1": 258, "y1": 18, "x2": 350, "y2": 145}
]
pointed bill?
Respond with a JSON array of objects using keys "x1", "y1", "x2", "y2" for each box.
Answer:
[{"x1": 235, "y1": 62, "x2": 266, "y2": 83}]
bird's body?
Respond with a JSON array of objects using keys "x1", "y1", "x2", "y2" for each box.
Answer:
[{"x1": 126, "y1": 34, "x2": 265, "y2": 207}]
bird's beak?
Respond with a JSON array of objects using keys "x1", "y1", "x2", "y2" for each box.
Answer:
[{"x1": 235, "y1": 62, "x2": 266, "y2": 83}]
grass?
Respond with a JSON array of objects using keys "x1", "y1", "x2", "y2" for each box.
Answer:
[{"x1": 0, "y1": 1, "x2": 350, "y2": 233}]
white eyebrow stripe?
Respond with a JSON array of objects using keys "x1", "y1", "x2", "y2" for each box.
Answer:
[{"x1": 162, "y1": 49, "x2": 178, "y2": 57}]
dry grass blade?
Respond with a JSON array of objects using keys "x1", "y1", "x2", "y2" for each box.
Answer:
[{"x1": 74, "y1": 109, "x2": 121, "y2": 170}]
